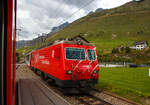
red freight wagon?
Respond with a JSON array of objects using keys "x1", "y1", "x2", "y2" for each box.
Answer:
[{"x1": 26, "y1": 40, "x2": 99, "y2": 88}]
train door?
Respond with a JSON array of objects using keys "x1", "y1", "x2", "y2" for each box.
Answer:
[
  {"x1": 53, "y1": 47, "x2": 61, "y2": 77},
  {"x1": 31, "y1": 53, "x2": 36, "y2": 68}
]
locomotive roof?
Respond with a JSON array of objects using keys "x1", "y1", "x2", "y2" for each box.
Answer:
[
  {"x1": 32, "y1": 35, "x2": 95, "y2": 53},
  {"x1": 37, "y1": 35, "x2": 93, "y2": 49},
  {"x1": 26, "y1": 40, "x2": 94, "y2": 55},
  {"x1": 53, "y1": 40, "x2": 94, "y2": 46},
  {"x1": 34, "y1": 40, "x2": 94, "y2": 51}
]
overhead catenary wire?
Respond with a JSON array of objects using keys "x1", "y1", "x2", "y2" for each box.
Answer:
[
  {"x1": 50, "y1": 0, "x2": 67, "y2": 27},
  {"x1": 50, "y1": 0, "x2": 85, "y2": 27},
  {"x1": 36, "y1": 0, "x2": 97, "y2": 39},
  {"x1": 56, "y1": 0, "x2": 97, "y2": 26}
]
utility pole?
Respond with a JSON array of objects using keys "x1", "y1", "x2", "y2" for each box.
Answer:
[{"x1": 37, "y1": 34, "x2": 40, "y2": 48}]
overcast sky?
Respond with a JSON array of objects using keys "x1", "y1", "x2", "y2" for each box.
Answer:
[{"x1": 17, "y1": 0, "x2": 132, "y2": 40}]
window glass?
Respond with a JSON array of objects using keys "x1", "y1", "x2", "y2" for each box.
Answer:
[
  {"x1": 65, "y1": 48, "x2": 85, "y2": 60},
  {"x1": 26, "y1": 55, "x2": 30, "y2": 65},
  {"x1": 87, "y1": 49, "x2": 96, "y2": 60}
]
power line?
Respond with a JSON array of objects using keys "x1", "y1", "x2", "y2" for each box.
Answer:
[
  {"x1": 50, "y1": 0, "x2": 83, "y2": 27},
  {"x1": 50, "y1": 0, "x2": 66, "y2": 27},
  {"x1": 51, "y1": 0, "x2": 69, "y2": 27},
  {"x1": 49, "y1": 0, "x2": 96, "y2": 27},
  {"x1": 57, "y1": 0, "x2": 97, "y2": 26}
]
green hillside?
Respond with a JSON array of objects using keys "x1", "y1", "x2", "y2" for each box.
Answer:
[{"x1": 45, "y1": 0, "x2": 150, "y2": 54}]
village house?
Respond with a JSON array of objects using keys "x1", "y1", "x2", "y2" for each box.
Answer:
[{"x1": 130, "y1": 40, "x2": 148, "y2": 50}]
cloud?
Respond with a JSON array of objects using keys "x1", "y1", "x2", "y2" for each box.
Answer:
[
  {"x1": 96, "y1": 0, "x2": 132, "y2": 9},
  {"x1": 17, "y1": 0, "x2": 131, "y2": 40}
]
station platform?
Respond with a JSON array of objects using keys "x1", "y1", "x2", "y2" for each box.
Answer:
[{"x1": 17, "y1": 65, "x2": 70, "y2": 105}]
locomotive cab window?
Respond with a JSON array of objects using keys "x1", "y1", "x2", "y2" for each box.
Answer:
[
  {"x1": 87, "y1": 49, "x2": 96, "y2": 60},
  {"x1": 65, "y1": 48, "x2": 85, "y2": 60}
]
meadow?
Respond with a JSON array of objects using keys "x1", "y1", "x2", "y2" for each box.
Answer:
[{"x1": 96, "y1": 67, "x2": 150, "y2": 104}]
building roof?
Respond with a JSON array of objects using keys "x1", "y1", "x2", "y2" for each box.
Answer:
[{"x1": 134, "y1": 40, "x2": 148, "y2": 46}]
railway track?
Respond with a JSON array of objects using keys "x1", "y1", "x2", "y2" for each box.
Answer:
[
  {"x1": 77, "y1": 95, "x2": 112, "y2": 105},
  {"x1": 44, "y1": 80, "x2": 138, "y2": 105},
  {"x1": 17, "y1": 64, "x2": 141, "y2": 105},
  {"x1": 88, "y1": 89, "x2": 141, "y2": 105},
  {"x1": 33, "y1": 69, "x2": 141, "y2": 105},
  {"x1": 41, "y1": 79, "x2": 113, "y2": 105}
]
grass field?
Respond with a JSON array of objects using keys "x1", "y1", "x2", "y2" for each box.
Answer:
[{"x1": 96, "y1": 67, "x2": 150, "y2": 104}]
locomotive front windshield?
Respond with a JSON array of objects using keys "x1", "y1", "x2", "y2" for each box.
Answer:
[
  {"x1": 87, "y1": 49, "x2": 96, "y2": 60},
  {"x1": 65, "y1": 48, "x2": 85, "y2": 60}
]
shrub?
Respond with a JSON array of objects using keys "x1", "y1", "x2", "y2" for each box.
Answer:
[
  {"x1": 125, "y1": 47, "x2": 131, "y2": 53},
  {"x1": 112, "y1": 48, "x2": 119, "y2": 53}
]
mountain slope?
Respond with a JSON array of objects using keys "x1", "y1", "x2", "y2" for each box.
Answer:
[{"x1": 46, "y1": 0, "x2": 150, "y2": 54}]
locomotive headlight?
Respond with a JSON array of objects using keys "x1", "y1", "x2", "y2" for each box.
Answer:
[
  {"x1": 66, "y1": 70, "x2": 72, "y2": 74},
  {"x1": 93, "y1": 70, "x2": 99, "y2": 74}
]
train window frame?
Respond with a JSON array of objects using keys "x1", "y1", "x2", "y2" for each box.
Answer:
[
  {"x1": 87, "y1": 49, "x2": 96, "y2": 61},
  {"x1": 65, "y1": 47, "x2": 86, "y2": 60},
  {"x1": 0, "y1": 0, "x2": 5, "y2": 104}
]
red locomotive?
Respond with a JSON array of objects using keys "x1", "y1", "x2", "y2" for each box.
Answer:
[
  {"x1": 0, "y1": 0, "x2": 99, "y2": 104},
  {"x1": 26, "y1": 38, "x2": 99, "y2": 88}
]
